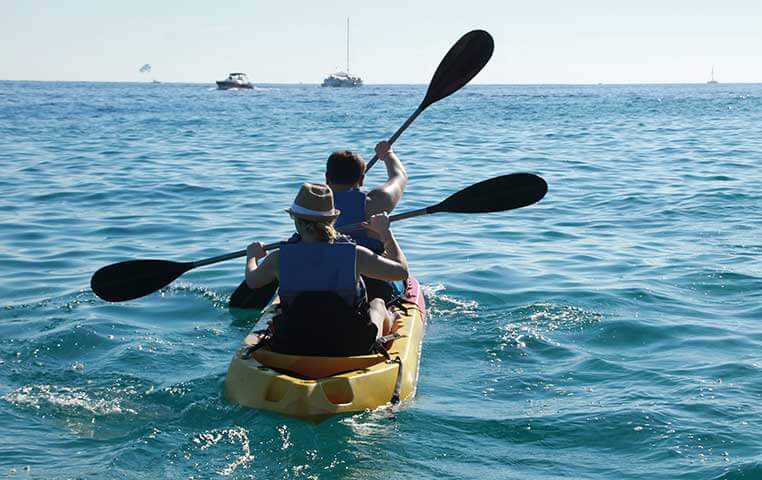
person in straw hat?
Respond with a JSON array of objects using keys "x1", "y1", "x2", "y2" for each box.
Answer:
[{"x1": 245, "y1": 183, "x2": 409, "y2": 356}]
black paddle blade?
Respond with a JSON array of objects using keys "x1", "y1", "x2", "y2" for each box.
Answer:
[
  {"x1": 431, "y1": 173, "x2": 548, "y2": 214},
  {"x1": 228, "y1": 279, "x2": 279, "y2": 310},
  {"x1": 422, "y1": 30, "x2": 494, "y2": 108},
  {"x1": 90, "y1": 259, "x2": 193, "y2": 302}
]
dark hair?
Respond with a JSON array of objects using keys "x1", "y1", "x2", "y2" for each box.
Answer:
[{"x1": 326, "y1": 150, "x2": 365, "y2": 185}]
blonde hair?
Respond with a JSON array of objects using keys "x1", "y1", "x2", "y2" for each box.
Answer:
[{"x1": 295, "y1": 217, "x2": 339, "y2": 242}]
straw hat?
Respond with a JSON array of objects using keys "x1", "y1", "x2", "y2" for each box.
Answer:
[{"x1": 285, "y1": 183, "x2": 341, "y2": 221}]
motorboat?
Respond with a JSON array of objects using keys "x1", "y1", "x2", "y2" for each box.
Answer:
[{"x1": 216, "y1": 73, "x2": 254, "y2": 90}]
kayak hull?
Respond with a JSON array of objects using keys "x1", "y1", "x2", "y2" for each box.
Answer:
[{"x1": 224, "y1": 277, "x2": 426, "y2": 421}]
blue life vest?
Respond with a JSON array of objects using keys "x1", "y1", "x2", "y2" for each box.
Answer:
[
  {"x1": 333, "y1": 189, "x2": 385, "y2": 254},
  {"x1": 279, "y1": 237, "x2": 364, "y2": 308}
]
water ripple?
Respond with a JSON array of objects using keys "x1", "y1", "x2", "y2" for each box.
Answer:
[{"x1": 2, "y1": 81, "x2": 762, "y2": 479}]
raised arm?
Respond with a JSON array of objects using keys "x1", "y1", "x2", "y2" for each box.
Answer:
[{"x1": 366, "y1": 141, "x2": 408, "y2": 216}]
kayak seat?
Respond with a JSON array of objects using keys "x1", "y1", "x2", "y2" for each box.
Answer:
[{"x1": 253, "y1": 348, "x2": 386, "y2": 380}]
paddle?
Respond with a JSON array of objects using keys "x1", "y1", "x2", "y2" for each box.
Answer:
[
  {"x1": 365, "y1": 29, "x2": 494, "y2": 172},
  {"x1": 91, "y1": 173, "x2": 547, "y2": 303},
  {"x1": 228, "y1": 29, "x2": 494, "y2": 309}
]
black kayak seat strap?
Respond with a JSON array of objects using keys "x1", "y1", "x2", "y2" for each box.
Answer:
[
  {"x1": 241, "y1": 329, "x2": 271, "y2": 359},
  {"x1": 373, "y1": 333, "x2": 404, "y2": 405}
]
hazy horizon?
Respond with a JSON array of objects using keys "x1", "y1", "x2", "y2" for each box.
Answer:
[
  {"x1": 3, "y1": 79, "x2": 762, "y2": 86},
  {"x1": 2, "y1": 1, "x2": 761, "y2": 84}
]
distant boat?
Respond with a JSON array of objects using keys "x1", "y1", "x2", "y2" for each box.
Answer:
[
  {"x1": 322, "y1": 71, "x2": 363, "y2": 87},
  {"x1": 707, "y1": 65, "x2": 718, "y2": 84},
  {"x1": 322, "y1": 18, "x2": 363, "y2": 87},
  {"x1": 216, "y1": 73, "x2": 254, "y2": 90},
  {"x1": 139, "y1": 63, "x2": 159, "y2": 83}
]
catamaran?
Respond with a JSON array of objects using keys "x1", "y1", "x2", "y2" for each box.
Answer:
[{"x1": 322, "y1": 18, "x2": 363, "y2": 87}]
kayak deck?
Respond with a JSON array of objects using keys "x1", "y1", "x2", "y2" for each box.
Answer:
[{"x1": 224, "y1": 277, "x2": 426, "y2": 421}]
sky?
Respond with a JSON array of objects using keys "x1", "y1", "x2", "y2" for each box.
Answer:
[{"x1": 1, "y1": 0, "x2": 761, "y2": 84}]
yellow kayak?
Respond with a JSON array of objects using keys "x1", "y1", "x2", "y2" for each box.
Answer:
[{"x1": 224, "y1": 277, "x2": 427, "y2": 421}]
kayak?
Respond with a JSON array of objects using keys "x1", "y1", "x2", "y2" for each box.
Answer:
[{"x1": 224, "y1": 277, "x2": 427, "y2": 421}]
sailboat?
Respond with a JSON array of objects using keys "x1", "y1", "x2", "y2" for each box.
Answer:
[
  {"x1": 322, "y1": 18, "x2": 363, "y2": 87},
  {"x1": 707, "y1": 65, "x2": 718, "y2": 84}
]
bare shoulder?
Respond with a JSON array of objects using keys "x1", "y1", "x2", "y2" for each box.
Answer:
[{"x1": 366, "y1": 188, "x2": 394, "y2": 216}]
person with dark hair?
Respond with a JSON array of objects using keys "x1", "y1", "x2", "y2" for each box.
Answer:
[
  {"x1": 245, "y1": 183, "x2": 408, "y2": 356},
  {"x1": 326, "y1": 142, "x2": 408, "y2": 300},
  {"x1": 325, "y1": 141, "x2": 407, "y2": 253}
]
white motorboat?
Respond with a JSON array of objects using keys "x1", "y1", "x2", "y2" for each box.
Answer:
[{"x1": 217, "y1": 73, "x2": 254, "y2": 90}]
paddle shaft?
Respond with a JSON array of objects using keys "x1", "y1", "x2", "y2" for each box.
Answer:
[
  {"x1": 194, "y1": 208, "x2": 429, "y2": 267},
  {"x1": 365, "y1": 106, "x2": 424, "y2": 172},
  {"x1": 364, "y1": 30, "x2": 495, "y2": 172},
  {"x1": 93, "y1": 171, "x2": 544, "y2": 303},
  {"x1": 193, "y1": 242, "x2": 277, "y2": 267},
  {"x1": 200, "y1": 168, "x2": 548, "y2": 267}
]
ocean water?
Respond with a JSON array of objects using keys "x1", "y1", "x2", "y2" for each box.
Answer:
[{"x1": 1, "y1": 80, "x2": 761, "y2": 479}]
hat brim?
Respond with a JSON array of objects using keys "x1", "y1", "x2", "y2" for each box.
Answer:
[{"x1": 285, "y1": 207, "x2": 340, "y2": 221}]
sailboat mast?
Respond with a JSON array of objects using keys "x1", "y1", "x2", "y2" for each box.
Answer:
[{"x1": 346, "y1": 17, "x2": 350, "y2": 74}]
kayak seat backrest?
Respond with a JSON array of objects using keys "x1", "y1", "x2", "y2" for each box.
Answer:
[
  {"x1": 270, "y1": 291, "x2": 377, "y2": 357},
  {"x1": 253, "y1": 348, "x2": 385, "y2": 380}
]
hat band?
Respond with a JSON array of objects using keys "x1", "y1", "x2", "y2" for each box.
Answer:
[{"x1": 289, "y1": 203, "x2": 334, "y2": 217}]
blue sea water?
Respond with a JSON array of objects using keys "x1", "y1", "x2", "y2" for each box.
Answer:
[{"x1": 0, "y1": 80, "x2": 761, "y2": 479}]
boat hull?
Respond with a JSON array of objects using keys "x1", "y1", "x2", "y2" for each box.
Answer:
[
  {"x1": 321, "y1": 78, "x2": 363, "y2": 87},
  {"x1": 224, "y1": 277, "x2": 427, "y2": 421},
  {"x1": 216, "y1": 81, "x2": 254, "y2": 90}
]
